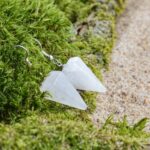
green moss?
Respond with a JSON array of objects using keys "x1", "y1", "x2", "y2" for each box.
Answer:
[
  {"x1": 0, "y1": 113, "x2": 149, "y2": 150},
  {"x1": 0, "y1": 0, "x2": 117, "y2": 119},
  {"x1": 0, "y1": 0, "x2": 72, "y2": 118}
]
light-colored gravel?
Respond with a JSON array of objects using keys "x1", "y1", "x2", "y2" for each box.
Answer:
[{"x1": 92, "y1": 0, "x2": 150, "y2": 130}]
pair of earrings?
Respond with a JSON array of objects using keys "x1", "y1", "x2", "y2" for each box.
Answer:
[{"x1": 16, "y1": 39, "x2": 107, "y2": 110}]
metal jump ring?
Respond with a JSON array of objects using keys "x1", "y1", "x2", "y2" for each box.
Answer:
[{"x1": 52, "y1": 58, "x2": 63, "y2": 67}]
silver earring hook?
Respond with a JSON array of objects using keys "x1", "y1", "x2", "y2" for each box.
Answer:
[
  {"x1": 15, "y1": 45, "x2": 32, "y2": 66},
  {"x1": 34, "y1": 38, "x2": 63, "y2": 67}
]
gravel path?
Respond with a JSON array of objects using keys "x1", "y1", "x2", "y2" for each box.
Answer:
[{"x1": 92, "y1": 0, "x2": 150, "y2": 130}]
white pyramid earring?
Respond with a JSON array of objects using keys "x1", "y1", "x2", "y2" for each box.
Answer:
[
  {"x1": 34, "y1": 39, "x2": 87, "y2": 110},
  {"x1": 40, "y1": 71, "x2": 87, "y2": 110},
  {"x1": 62, "y1": 57, "x2": 107, "y2": 93}
]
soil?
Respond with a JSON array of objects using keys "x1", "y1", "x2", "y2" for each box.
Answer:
[{"x1": 92, "y1": 0, "x2": 150, "y2": 131}]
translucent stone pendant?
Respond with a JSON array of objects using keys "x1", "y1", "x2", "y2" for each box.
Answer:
[
  {"x1": 40, "y1": 71, "x2": 87, "y2": 110},
  {"x1": 63, "y1": 57, "x2": 107, "y2": 93}
]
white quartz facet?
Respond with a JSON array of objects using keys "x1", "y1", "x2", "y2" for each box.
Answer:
[
  {"x1": 40, "y1": 71, "x2": 87, "y2": 110},
  {"x1": 63, "y1": 57, "x2": 107, "y2": 93}
]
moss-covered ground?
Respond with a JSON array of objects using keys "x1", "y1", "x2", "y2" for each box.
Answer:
[{"x1": 0, "y1": 0, "x2": 149, "y2": 149}]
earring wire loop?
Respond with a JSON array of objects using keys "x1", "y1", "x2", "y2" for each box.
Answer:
[
  {"x1": 15, "y1": 45, "x2": 32, "y2": 66},
  {"x1": 34, "y1": 38, "x2": 63, "y2": 67}
]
